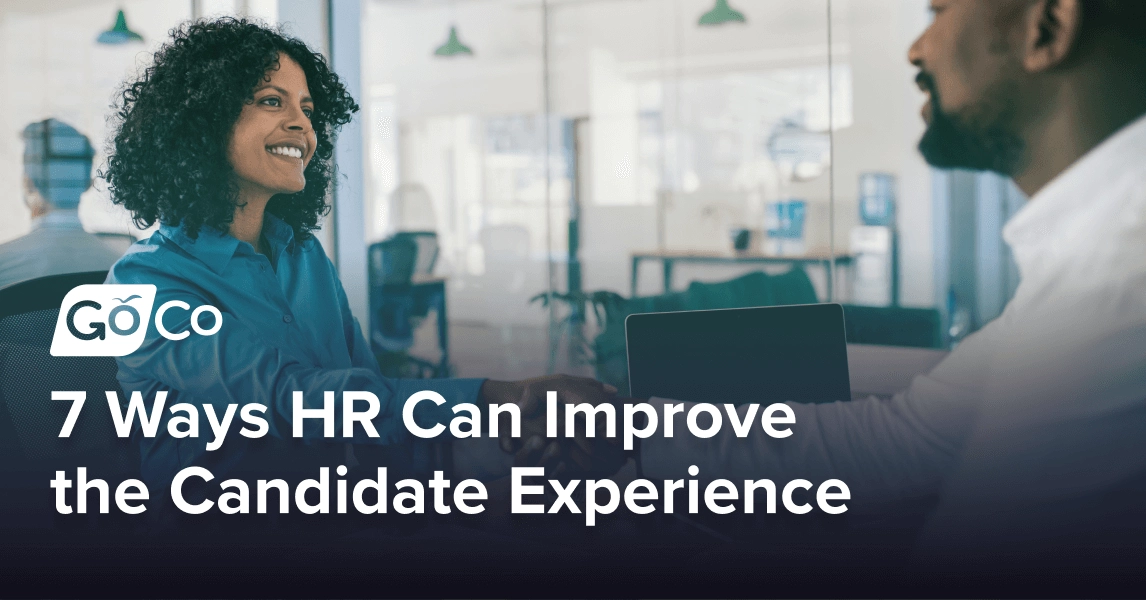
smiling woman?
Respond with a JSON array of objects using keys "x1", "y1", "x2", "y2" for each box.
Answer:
[
  {"x1": 103, "y1": 17, "x2": 356, "y2": 242},
  {"x1": 226, "y1": 53, "x2": 321, "y2": 254},
  {"x1": 97, "y1": 18, "x2": 620, "y2": 506}
]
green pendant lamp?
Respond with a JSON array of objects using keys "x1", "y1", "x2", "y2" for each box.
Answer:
[
  {"x1": 97, "y1": 9, "x2": 144, "y2": 45},
  {"x1": 433, "y1": 26, "x2": 473, "y2": 57},
  {"x1": 698, "y1": 0, "x2": 746, "y2": 26}
]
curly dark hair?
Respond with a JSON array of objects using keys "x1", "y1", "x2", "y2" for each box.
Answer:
[{"x1": 102, "y1": 18, "x2": 359, "y2": 239}]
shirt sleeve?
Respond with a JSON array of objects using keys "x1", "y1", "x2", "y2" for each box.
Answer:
[
  {"x1": 919, "y1": 279, "x2": 1146, "y2": 553},
  {"x1": 112, "y1": 258, "x2": 484, "y2": 445},
  {"x1": 639, "y1": 319, "x2": 999, "y2": 513}
]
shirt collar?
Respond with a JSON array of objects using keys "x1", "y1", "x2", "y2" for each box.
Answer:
[
  {"x1": 262, "y1": 212, "x2": 296, "y2": 263},
  {"x1": 1003, "y1": 112, "x2": 1146, "y2": 270},
  {"x1": 158, "y1": 213, "x2": 296, "y2": 275},
  {"x1": 31, "y1": 209, "x2": 83, "y2": 231}
]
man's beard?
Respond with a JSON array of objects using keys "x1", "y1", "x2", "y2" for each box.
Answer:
[{"x1": 916, "y1": 71, "x2": 1025, "y2": 175}]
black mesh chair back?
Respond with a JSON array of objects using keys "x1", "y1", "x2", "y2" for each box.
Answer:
[
  {"x1": 368, "y1": 236, "x2": 419, "y2": 286},
  {"x1": 392, "y1": 231, "x2": 439, "y2": 277},
  {"x1": 0, "y1": 271, "x2": 138, "y2": 477},
  {"x1": 368, "y1": 237, "x2": 420, "y2": 353}
]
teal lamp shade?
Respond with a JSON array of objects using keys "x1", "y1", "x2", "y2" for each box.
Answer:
[
  {"x1": 97, "y1": 9, "x2": 144, "y2": 45},
  {"x1": 698, "y1": 0, "x2": 747, "y2": 26},
  {"x1": 434, "y1": 26, "x2": 473, "y2": 57}
]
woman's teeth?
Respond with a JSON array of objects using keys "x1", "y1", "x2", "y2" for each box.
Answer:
[{"x1": 268, "y1": 146, "x2": 303, "y2": 159}]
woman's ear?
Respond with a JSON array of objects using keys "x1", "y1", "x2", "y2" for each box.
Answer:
[{"x1": 1023, "y1": 0, "x2": 1083, "y2": 73}]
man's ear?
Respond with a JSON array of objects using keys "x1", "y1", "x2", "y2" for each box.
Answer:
[
  {"x1": 1022, "y1": 0, "x2": 1083, "y2": 73},
  {"x1": 21, "y1": 174, "x2": 43, "y2": 199},
  {"x1": 22, "y1": 174, "x2": 49, "y2": 216}
]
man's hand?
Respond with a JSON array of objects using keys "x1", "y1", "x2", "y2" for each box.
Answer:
[{"x1": 480, "y1": 375, "x2": 626, "y2": 478}]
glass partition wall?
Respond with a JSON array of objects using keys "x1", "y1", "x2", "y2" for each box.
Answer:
[
  {"x1": 362, "y1": 0, "x2": 862, "y2": 381},
  {"x1": 0, "y1": 1, "x2": 952, "y2": 383}
]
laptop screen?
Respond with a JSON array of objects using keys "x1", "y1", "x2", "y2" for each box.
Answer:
[{"x1": 625, "y1": 303, "x2": 851, "y2": 404}]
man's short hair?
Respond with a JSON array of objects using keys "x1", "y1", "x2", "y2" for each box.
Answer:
[{"x1": 22, "y1": 118, "x2": 95, "y2": 210}]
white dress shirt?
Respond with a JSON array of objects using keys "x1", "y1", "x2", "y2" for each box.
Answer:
[{"x1": 641, "y1": 113, "x2": 1146, "y2": 546}]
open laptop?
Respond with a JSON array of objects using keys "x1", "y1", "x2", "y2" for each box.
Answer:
[{"x1": 625, "y1": 303, "x2": 851, "y2": 404}]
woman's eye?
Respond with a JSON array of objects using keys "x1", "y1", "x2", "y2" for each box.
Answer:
[
  {"x1": 302, "y1": 107, "x2": 314, "y2": 118},
  {"x1": 260, "y1": 97, "x2": 281, "y2": 107}
]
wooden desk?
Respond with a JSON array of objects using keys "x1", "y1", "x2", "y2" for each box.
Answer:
[{"x1": 630, "y1": 250, "x2": 854, "y2": 298}]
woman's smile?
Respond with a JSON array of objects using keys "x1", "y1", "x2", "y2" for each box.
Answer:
[{"x1": 266, "y1": 144, "x2": 304, "y2": 159}]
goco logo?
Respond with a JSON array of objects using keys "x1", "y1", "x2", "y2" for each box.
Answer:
[{"x1": 50, "y1": 285, "x2": 222, "y2": 357}]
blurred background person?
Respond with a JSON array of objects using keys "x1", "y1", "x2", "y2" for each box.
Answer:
[{"x1": 0, "y1": 118, "x2": 123, "y2": 289}]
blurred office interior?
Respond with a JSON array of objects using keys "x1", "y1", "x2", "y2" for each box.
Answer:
[{"x1": 0, "y1": 0, "x2": 1026, "y2": 383}]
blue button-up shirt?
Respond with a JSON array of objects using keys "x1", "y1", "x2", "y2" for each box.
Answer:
[{"x1": 107, "y1": 215, "x2": 483, "y2": 489}]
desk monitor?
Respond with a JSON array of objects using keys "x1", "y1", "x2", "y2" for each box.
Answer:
[{"x1": 625, "y1": 303, "x2": 851, "y2": 404}]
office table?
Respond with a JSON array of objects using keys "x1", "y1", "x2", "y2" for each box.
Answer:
[{"x1": 630, "y1": 250, "x2": 854, "y2": 299}]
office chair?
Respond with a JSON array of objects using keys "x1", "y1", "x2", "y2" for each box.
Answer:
[
  {"x1": 0, "y1": 271, "x2": 139, "y2": 530},
  {"x1": 368, "y1": 234, "x2": 447, "y2": 377},
  {"x1": 400, "y1": 231, "x2": 439, "y2": 278}
]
